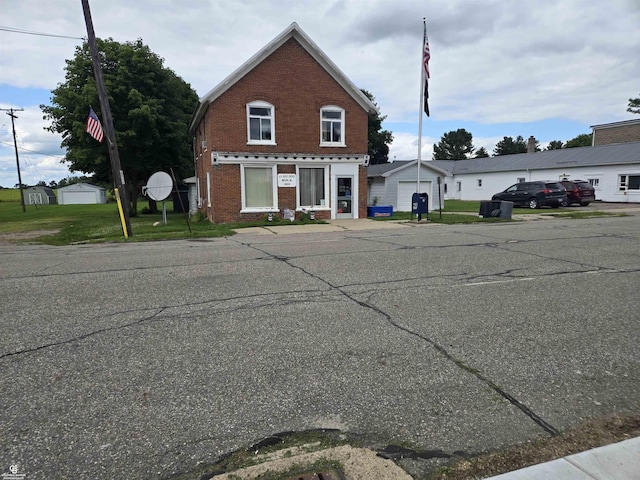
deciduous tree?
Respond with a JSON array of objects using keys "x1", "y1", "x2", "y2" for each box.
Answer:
[
  {"x1": 361, "y1": 90, "x2": 393, "y2": 164},
  {"x1": 564, "y1": 133, "x2": 592, "y2": 148},
  {"x1": 41, "y1": 38, "x2": 198, "y2": 215}
]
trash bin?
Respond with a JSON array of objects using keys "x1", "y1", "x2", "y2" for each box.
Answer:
[
  {"x1": 412, "y1": 192, "x2": 428, "y2": 220},
  {"x1": 499, "y1": 201, "x2": 513, "y2": 219},
  {"x1": 479, "y1": 200, "x2": 502, "y2": 218}
]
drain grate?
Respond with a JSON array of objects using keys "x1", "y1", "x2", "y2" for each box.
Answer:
[{"x1": 286, "y1": 469, "x2": 347, "y2": 480}]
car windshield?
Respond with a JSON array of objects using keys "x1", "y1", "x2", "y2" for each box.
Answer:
[{"x1": 545, "y1": 183, "x2": 563, "y2": 189}]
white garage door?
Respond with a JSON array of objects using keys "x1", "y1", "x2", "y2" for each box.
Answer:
[
  {"x1": 61, "y1": 191, "x2": 96, "y2": 204},
  {"x1": 397, "y1": 181, "x2": 431, "y2": 212}
]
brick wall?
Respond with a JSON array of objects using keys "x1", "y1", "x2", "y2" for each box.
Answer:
[
  {"x1": 194, "y1": 36, "x2": 370, "y2": 223},
  {"x1": 593, "y1": 123, "x2": 640, "y2": 145},
  {"x1": 202, "y1": 38, "x2": 368, "y2": 154}
]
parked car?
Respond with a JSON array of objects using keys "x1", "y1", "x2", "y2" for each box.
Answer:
[
  {"x1": 492, "y1": 181, "x2": 568, "y2": 209},
  {"x1": 560, "y1": 180, "x2": 596, "y2": 206}
]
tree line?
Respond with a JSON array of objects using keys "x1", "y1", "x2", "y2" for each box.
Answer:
[
  {"x1": 432, "y1": 93, "x2": 639, "y2": 161},
  {"x1": 432, "y1": 130, "x2": 595, "y2": 161}
]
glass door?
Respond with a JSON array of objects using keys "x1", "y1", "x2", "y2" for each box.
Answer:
[{"x1": 336, "y1": 176, "x2": 353, "y2": 218}]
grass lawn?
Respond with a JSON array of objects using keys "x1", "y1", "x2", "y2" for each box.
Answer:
[{"x1": 0, "y1": 201, "x2": 235, "y2": 245}]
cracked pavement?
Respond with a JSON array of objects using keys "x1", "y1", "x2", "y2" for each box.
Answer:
[{"x1": 1, "y1": 215, "x2": 639, "y2": 479}]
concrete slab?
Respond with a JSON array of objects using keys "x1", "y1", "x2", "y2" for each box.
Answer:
[
  {"x1": 565, "y1": 436, "x2": 640, "y2": 480},
  {"x1": 488, "y1": 458, "x2": 594, "y2": 479},
  {"x1": 486, "y1": 437, "x2": 640, "y2": 480}
]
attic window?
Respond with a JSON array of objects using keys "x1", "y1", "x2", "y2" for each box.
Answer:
[
  {"x1": 247, "y1": 101, "x2": 275, "y2": 145},
  {"x1": 320, "y1": 106, "x2": 345, "y2": 147}
]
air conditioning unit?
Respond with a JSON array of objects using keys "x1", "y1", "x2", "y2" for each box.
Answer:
[
  {"x1": 211, "y1": 152, "x2": 219, "y2": 165},
  {"x1": 201, "y1": 140, "x2": 207, "y2": 149},
  {"x1": 363, "y1": 154, "x2": 370, "y2": 167}
]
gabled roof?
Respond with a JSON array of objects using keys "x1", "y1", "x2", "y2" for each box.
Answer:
[
  {"x1": 370, "y1": 142, "x2": 640, "y2": 177},
  {"x1": 367, "y1": 160, "x2": 451, "y2": 177},
  {"x1": 440, "y1": 142, "x2": 640, "y2": 175},
  {"x1": 189, "y1": 22, "x2": 378, "y2": 132},
  {"x1": 57, "y1": 182, "x2": 104, "y2": 191}
]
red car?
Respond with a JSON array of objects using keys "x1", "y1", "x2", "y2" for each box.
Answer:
[{"x1": 560, "y1": 180, "x2": 596, "y2": 206}]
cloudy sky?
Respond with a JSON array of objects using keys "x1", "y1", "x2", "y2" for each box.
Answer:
[{"x1": 1, "y1": 0, "x2": 639, "y2": 187}]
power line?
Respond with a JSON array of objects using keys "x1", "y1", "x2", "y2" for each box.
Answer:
[
  {"x1": 0, "y1": 25, "x2": 84, "y2": 40},
  {"x1": 0, "y1": 140, "x2": 65, "y2": 158}
]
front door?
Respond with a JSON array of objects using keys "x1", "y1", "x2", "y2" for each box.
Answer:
[{"x1": 336, "y1": 176, "x2": 353, "y2": 219}]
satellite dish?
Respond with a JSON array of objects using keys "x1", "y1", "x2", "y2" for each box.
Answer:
[{"x1": 144, "y1": 172, "x2": 173, "y2": 201}]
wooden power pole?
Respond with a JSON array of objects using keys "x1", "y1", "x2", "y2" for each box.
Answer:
[
  {"x1": 1, "y1": 107, "x2": 26, "y2": 212},
  {"x1": 81, "y1": 0, "x2": 133, "y2": 237}
]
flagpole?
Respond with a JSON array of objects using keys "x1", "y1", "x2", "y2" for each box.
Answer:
[{"x1": 417, "y1": 18, "x2": 427, "y2": 195}]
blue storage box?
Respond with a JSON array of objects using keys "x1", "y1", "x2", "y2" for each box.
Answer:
[{"x1": 367, "y1": 205, "x2": 393, "y2": 217}]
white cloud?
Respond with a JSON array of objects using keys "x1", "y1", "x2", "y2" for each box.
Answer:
[{"x1": 1, "y1": 0, "x2": 638, "y2": 185}]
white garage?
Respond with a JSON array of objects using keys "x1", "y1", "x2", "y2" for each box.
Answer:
[
  {"x1": 367, "y1": 160, "x2": 447, "y2": 213},
  {"x1": 57, "y1": 183, "x2": 107, "y2": 205},
  {"x1": 397, "y1": 181, "x2": 432, "y2": 212}
]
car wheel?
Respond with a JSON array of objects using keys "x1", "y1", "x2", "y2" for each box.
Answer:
[
  {"x1": 580, "y1": 202, "x2": 590, "y2": 207},
  {"x1": 528, "y1": 197, "x2": 539, "y2": 209},
  {"x1": 561, "y1": 199, "x2": 569, "y2": 207}
]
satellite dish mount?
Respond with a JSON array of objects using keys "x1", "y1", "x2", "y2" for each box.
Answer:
[{"x1": 142, "y1": 171, "x2": 174, "y2": 225}]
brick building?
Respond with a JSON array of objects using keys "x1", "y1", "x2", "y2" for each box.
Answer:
[
  {"x1": 189, "y1": 23, "x2": 377, "y2": 223},
  {"x1": 591, "y1": 118, "x2": 640, "y2": 146}
]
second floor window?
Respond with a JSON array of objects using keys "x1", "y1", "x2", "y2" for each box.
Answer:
[
  {"x1": 247, "y1": 101, "x2": 275, "y2": 144},
  {"x1": 320, "y1": 106, "x2": 345, "y2": 146}
]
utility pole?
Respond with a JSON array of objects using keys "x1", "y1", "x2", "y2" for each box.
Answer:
[
  {"x1": 1, "y1": 107, "x2": 26, "y2": 212},
  {"x1": 80, "y1": 0, "x2": 133, "y2": 236}
]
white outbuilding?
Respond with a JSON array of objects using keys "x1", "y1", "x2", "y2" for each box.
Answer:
[{"x1": 57, "y1": 183, "x2": 107, "y2": 205}]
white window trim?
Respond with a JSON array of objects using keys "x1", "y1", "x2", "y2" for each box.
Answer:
[
  {"x1": 618, "y1": 174, "x2": 640, "y2": 192},
  {"x1": 296, "y1": 165, "x2": 331, "y2": 210},
  {"x1": 240, "y1": 164, "x2": 278, "y2": 212},
  {"x1": 319, "y1": 105, "x2": 346, "y2": 147},
  {"x1": 246, "y1": 101, "x2": 276, "y2": 146}
]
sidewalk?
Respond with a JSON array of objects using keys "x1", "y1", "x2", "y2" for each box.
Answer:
[
  {"x1": 233, "y1": 218, "x2": 416, "y2": 235},
  {"x1": 486, "y1": 436, "x2": 640, "y2": 480}
]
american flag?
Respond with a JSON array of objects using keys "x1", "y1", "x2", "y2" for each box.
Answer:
[
  {"x1": 423, "y1": 22, "x2": 431, "y2": 117},
  {"x1": 86, "y1": 107, "x2": 104, "y2": 142}
]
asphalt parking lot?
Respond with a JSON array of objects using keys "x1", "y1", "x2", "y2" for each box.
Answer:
[{"x1": 1, "y1": 213, "x2": 639, "y2": 479}]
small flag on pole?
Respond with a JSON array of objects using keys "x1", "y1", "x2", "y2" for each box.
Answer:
[
  {"x1": 423, "y1": 21, "x2": 431, "y2": 117},
  {"x1": 86, "y1": 107, "x2": 104, "y2": 142}
]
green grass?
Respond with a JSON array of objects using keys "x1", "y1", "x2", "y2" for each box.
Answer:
[
  {"x1": 0, "y1": 188, "x2": 23, "y2": 202},
  {"x1": 0, "y1": 202, "x2": 235, "y2": 245},
  {"x1": 0, "y1": 201, "x2": 329, "y2": 245}
]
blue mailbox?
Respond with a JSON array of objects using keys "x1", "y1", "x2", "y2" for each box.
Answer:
[{"x1": 412, "y1": 192, "x2": 428, "y2": 220}]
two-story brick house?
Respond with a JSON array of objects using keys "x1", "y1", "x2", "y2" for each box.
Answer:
[{"x1": 189, "y1": 22, "x2": 377, "y2": 223}]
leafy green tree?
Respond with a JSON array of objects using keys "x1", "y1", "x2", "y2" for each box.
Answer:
[
  {"x1": 433, "y1": 128, "x2": 474, "y2": 160},
  {"x1": 546, "y1": 140, "x2": 564, "y2": 150},
  {"x1": 361, "y1": 90, "x2": 393, "y2": 164},
  {"x1": 565, "y1": 133, "x2": 592, "y2": 148},
  {"x1": 41, "y1": 38, "x2": 198, "y2": 215},
  {"x1": 474, "y1": 147, "x2": 489, "y2": 158},
  {"x1": 628, "y1": 93, "x2": 640, "y2": 115}
]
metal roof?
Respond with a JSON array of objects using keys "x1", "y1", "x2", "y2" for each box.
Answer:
[{"x1": 369, "y1": 142, "x2": 640, "y2": 176}]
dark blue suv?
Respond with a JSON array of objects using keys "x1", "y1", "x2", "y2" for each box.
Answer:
[{"x1": 492, "y1": 181, "x2": 568, "y2": 209}]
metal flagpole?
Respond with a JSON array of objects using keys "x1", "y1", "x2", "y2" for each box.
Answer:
[{"x1": 416, "y1": 18, "x2": 427, "y2": 195}]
